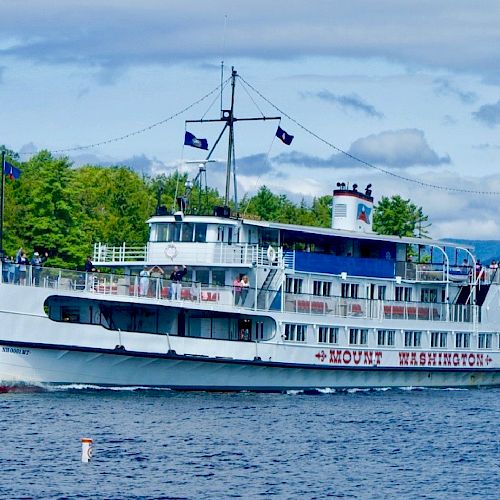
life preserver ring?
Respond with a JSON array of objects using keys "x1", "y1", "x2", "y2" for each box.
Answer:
[
  {"x1": 165, "y1": 244, "x2": 178, "y2": 261},
  {"x1": 267, "y1": 245, "x2": 276, "y2": 263}
]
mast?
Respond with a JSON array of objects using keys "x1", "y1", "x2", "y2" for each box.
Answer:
[
  {"x1": 186, "y1": 67, "x2": 281, "y2": 211},
  {"x1": 0, "y1": 149, "x2": 5, "y2": 258}
]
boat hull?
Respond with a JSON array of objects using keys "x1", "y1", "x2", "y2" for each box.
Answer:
[{"x1": 1, "y1": 342, "x2": 498, "y2": 391}]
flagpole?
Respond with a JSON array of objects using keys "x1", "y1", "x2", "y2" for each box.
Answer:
[{"x1": 0, "y1": 148, "x2": 5, "y2": 258}]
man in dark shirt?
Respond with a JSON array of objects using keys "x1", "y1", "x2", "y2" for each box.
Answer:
[{"x1": 169, "y1": 265, "x2": 187, "y2": 300}]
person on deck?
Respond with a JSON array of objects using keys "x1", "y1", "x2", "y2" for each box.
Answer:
[
  {"x1": 170, "y1": 265, "x2": 187, "y2": 300},
  {"x1": 239, "y1": 275, "x2": 250, "y2": 305},
  {"x1": 233, "y1": 275, "x2": 242, "y2": 305},
  {"x1": 31, "y1": 251, "x2": 47, "y2": 286},
  {"x1": 139, "y1": 266, "x2": 150, "y2": 297},
  {"x1": 17, "y1": 251, "x2": 29, "y2": 285}
]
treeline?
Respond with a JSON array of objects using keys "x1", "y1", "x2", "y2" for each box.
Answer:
[{"x1": 1, "y1": 151, "x2": 334, "y2": 269}]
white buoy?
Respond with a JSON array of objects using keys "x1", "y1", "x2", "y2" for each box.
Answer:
[{"x1": 81, "y1": 438, "x2": 93, "y2": 463}]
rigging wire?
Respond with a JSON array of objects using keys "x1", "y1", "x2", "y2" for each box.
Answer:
[
  {"x1": 18, "y1": 78, "x2": 231, "y2": 156},
  {"x1": 238, "y1": 75, "x2": 500, "y2": 197}
]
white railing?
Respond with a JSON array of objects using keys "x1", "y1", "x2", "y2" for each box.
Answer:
[
  {"x1": 94, "y1": 241, "x2": 284, "y2": 268},
  {"x1": 93, "y1": 242, "x2": 147, "y2": 263},
  {"x1": 0, "y1": 263, "x2": 479, "y2": 323}
]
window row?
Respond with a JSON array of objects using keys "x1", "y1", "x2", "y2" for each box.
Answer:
[
  {"x1": 282, "y1": 324, "x2": 497, "y2": 349},
  {"x1": 285, "y1": 279, "x2": 443, "y2": 304}
]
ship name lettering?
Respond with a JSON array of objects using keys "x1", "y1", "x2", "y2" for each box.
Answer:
[
  {"x1": 398, "y1": 351, "x2": 491, "y2": 368},
  {"x1": 326, "y1": 349, "x2": 382, "y2": 366},
  {"x1": 2, "y1": 346, "x2": 30, "y2": 355}
]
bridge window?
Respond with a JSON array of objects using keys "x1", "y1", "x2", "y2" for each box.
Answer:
[
  {"x1": 478, "y1": 333, "x2": 492, "y2": 349},
  {"x1": 194, "y1": 223, "x2": 207, "y2": 242},
  {"x1": 455, "y1": 332, "x2": 470, "y2": 349},
  {"x1": 404, "y1": 331, "x2": 421, "y2": 347},
  {"x1": 318, "y1": 326, "x2": 338, "y2": 344},
  {"x1": 377, "y1": 329, "x2": 395, "y2": 346}
]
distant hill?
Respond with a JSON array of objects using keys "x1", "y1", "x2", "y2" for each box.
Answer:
[{"x1": 443, "y1": 239, "x2": 500, "y2": 264}]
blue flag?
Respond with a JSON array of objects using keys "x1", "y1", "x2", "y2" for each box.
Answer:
[
  {"x1": 184, "y1": 131, "x2": 208, "y2": 150},
  {"x1": 276, "y1": 126, "x2": 294, "y2": 145},
  {"x1": 3, "y1": 161, "x2": 21, "y2": 180}
]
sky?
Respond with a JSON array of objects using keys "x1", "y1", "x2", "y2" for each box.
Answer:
[{"x1": 1, "y1": 0, "x2": 500, "y2": 240}]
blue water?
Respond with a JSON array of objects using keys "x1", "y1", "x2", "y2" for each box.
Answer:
[{"x1": 1, "y1": 387, "x2": 498, "y2": 499}]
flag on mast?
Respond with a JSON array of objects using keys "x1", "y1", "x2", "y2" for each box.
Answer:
[
  {"x1": 276, "y1": 126, "x2": 294, "y2": 145},
  {"x1": 3, "y1": 161, "x2": 21, "y2": 180},
  {"x1": 184, "y1": 131, "x2": 209, "y2": 150}
]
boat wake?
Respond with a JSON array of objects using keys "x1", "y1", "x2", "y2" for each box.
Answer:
[{"x1": 0, "y1": 383, "x2": 173, "y2": 394}]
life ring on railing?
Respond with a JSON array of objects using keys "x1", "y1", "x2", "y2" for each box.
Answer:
[
  {"x1": 267, "y1": 245, "x2": 276, "y2": 263},
  {"x1": 165, "y1": 244, "x2": 178, "y2": 262}
]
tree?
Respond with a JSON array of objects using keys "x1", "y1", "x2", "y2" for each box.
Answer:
[{"x1": 373, "y1": 195, "x2": 430, "y2": 238}]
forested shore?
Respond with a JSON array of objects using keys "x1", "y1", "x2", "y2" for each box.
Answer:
[{"x1": 1, "y1": 150, "x2": 334, "y2": 269}]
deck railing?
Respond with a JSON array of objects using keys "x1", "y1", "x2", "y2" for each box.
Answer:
[{"x1": 0, "y1": 263, "x2": 480, "y2": 324}]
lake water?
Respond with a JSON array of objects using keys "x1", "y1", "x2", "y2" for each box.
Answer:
[{"x1": 1, "y1": 386, "x2": 498, "y2": 499}]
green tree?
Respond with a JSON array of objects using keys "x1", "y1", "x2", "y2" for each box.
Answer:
[{"x1": 373, "y1": 195, "x2": 430, "y2": 238}]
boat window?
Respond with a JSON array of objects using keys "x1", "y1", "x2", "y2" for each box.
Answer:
[
  {"x1": 313, "y1": 280, "x2": 331, "y2": 296},
  {"x1": 341, "y1": 283, "x2": 359, "y2": 299},
  {"x1": 255, "y1": 321, "x2": 265, "y2": 341},
  {"x1": 430, "y1": 331, "x2": 447, "y2": 348},
  {"x1": 61, "y1": 306, "x2": 80, "y2": 323},
  {"x1": 194, "y1": 223, "x2": 207, "y2": 242},
  {"x1": 395, "y1": 286, "x2": 412, "y2": 301},
  {"x1": 156, "y1": 224, "x2": 169, "y2": 242},
  {"x1": 349, "y1": 328, "x2": 368, "y2": 345},
  {"x1": 455, "y1": 332, "x2": 470, "y2": 349},
  {"x1": 211, "y1": 270, "x2": 225, "y2": 286},
  {"x1": 404, "y1": 330, "x2": 422, "y2": 347},
  {"x1": 378, "y1": 286, "x2": 387, "y2": 300},
  {"x1": 318, "y1": 326, "x2": 338, "y2": 344},
  {"x1": 284, "y1": 323, "x2": 307, "y2": 342},
  {"x1": 478, "y1": 333, "x2": 492, "y2": 349},
  {"x1": 196, "y1": 269, "x2": 209, "y2": 285},
  {"x1": 421, "y1": 288, "x2": 438, "y2": 303},
  {"x1": 377, "y1": 329, "x2": 395, "y2": 346},
  {"x1": 217, "y1": 226, "x2": 224, "y2": 242},
  {"x1": 285, "y1": 277, "x2": 303, "y2": 294},
  {"x1": 181, "y1": 223, "x2": 194, "y2": 242}
]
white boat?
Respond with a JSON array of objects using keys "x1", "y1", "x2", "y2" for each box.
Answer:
[{"x1": 1, "y1": 70, "x2": 499, "y2": 391}]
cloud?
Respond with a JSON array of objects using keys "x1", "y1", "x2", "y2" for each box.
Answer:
[
  {"x1": 2, "y1": 1, "x2": 500, "y2": 81},
  {"x1": 235, "y1": 153, "x2": 273, "y2": 176},
  {"x1": 274, "y1": 129, "x2": 450, "y2": 169},
  {"x1": 433, "y1": 78, "x2": 477, "y2": 104},
  {"x1": 301, "y1": 90, "x2": 383, "y2": 118},
  {"x1": 348, "y1": 129, "x2": 450, "y2": 167},
  {"x1": 472, "y1": 100, "x2": 500, "y2": 127}
]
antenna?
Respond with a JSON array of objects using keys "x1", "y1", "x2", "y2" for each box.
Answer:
[
  {"x1": 220, "y1": 15, "x2": 228, "y2": 114},
  {"x1": 186, "y1": 68, "x2": 281, "y2": 209}
]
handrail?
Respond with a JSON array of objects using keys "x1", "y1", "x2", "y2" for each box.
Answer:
[{"x1": 0, "y1": 263, "x2": 480, "y2": 324}]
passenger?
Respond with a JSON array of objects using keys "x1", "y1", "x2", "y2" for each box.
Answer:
[
  {"x1": 31, "y1": 251, "x2": 47, "y2": 286},
  {"x1": 233, "y1": 274, "x2": 242, "y2": 305},
  {"x1": 18, "y1": 251, "x2": 29, "y2": 285},
  {"x1": 190, "y1": 280, "x2": 200, "y2": 301},
  {"x1": 84, "y1": 256, "x2": 95, "y2": 273},
  {"x1": 139, "y1": 266, "x2": 150, "y2": 297},
  {"x1": 14, "y1": 247, "x2": 23, "y2": 284},
  {"x1": 149, "y1": 265, "x2": 164, "y2": 296},
  {"x1": 1, "y1": 255, "x2": 9, "y2": 283},
  {"x1": 170, "y1": 265, "x2": 187, "y2": 300},
  {"x1": 239, "y1": 275, "x2": 250, "y2": 305},
  {"x1": 8, "y1": 257, "x2": 15, "y2": 283},
  {"x1": 490, "y1": 260, "x2": 498, "y2": 270}
]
